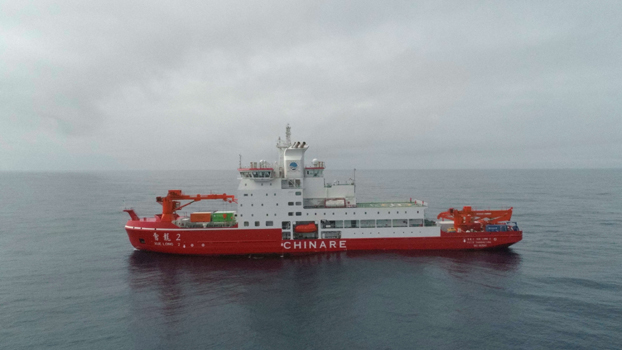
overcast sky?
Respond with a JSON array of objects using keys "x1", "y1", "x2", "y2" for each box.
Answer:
[{"x1": 1, "y1": 0, "x2": 621, "y2": 171}]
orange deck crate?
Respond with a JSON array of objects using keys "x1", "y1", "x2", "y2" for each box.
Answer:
[{"x1": 190, "y1": 212, "x2": 212, "y2": 222}]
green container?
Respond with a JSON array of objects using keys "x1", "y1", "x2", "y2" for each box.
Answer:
[{"x1": 212, "y1": 211, "x2": 236, "y2": 222}]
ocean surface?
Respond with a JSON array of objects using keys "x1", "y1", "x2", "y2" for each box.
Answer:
[{"x1": 1, "y1": 169, "x2": 621, "y2": 350}]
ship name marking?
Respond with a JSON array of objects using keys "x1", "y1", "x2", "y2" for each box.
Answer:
[{"x1": 282, "y1": 240, "x2": 346, "y2": 250}]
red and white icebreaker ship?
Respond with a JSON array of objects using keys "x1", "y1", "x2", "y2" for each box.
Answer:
[{"x1": 124, "y1": 126, "x2": 522, "y2": 255}]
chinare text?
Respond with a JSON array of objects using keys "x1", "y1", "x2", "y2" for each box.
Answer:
[{"x1": 282, "y1": 240, "x2": 346, "y2": 250}]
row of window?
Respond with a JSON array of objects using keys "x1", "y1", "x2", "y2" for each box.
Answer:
[
  {"x1": 244, "y1": 221, "x2": 275, "y2": 227},
  {"x1": 281, "y1": 231, "x2": 336, "y2": 240},
  {"x1": 240, "y1": 201, "x2": 301, "y2": 207},
  {"x1": 321, "y1": 219, "x2": 424, "y2": 228},
  {"x1": 244, "y1": 219, "x2": 425, "y2": 228},
  {"x1": 240, "y1": 210, "x2": 420, "y2": 219},
  {"x1": 243, "y1": 191, "x2": 302, "y2": 197},
  {"x1": 240, "y1": 171, "x2": 273, "y2": 178}
]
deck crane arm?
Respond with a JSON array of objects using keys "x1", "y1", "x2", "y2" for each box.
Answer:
[
  {"x1": 156, "y1": 189, "x2": 237, "y2": 222},
  {"x1": 437, "y1": 206, "x2": 513, "y2": 232}
]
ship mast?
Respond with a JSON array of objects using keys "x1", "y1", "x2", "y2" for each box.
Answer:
[{"x1": 276, "y1": 124, "x2": 292, "y2": 177}]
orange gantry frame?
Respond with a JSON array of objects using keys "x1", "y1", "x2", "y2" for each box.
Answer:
[
  {"x1": 437, "y1": 206, "x2": 513, "y2": 232},
  {"x1": 157, "y1": 189, "x2": 237, "y2": 222}
]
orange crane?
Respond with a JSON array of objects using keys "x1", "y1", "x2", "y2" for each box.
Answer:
[
  {"x1": 437, "y1": 206, "x2": 513, "y2": 232},
  {"x1": 156, "y1": 189, "x2": 237, "y2": 222}
]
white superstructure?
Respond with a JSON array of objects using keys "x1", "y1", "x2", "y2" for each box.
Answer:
[{"x1": 237, "y1": 126, "x2": 441, "y2": 241}]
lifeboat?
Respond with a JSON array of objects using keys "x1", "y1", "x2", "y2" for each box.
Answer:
[{"x1": 294, "y1": 223, "x2": 317, "y2": 233}]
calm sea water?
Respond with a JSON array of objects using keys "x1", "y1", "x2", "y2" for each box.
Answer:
[{"x1": 1, "y1": 169, "x2": 621, "y2": 349}]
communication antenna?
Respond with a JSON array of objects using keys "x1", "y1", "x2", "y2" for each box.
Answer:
[
  {"x1": 286, "y1": 124, "x2": 291, "y2": 146},
  {"x1": 239, "y1": 154, "x2": 242, "y2": 168}
]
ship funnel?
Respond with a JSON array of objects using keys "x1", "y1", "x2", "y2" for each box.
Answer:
[{"x1": 302, "y1": 142, "x2": 306, "y2": 147}]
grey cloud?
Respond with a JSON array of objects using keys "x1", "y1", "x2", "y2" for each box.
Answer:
[{"x1": 1, "y1": 0, "x2": 621, "y2": 170}]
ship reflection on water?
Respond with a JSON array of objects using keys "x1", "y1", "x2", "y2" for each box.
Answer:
[
  {"x1": 126, "y1": 249, "x2": 522, "y2": 346},
  {"x1": 127, "y1": 250, "x2": 521, "y2": 291}
]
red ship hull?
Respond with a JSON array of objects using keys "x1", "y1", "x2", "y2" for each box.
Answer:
[{"x1": 125, "y1": 221, "x2": 522, "y2": 256}]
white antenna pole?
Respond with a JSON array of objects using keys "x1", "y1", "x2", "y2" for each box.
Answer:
[
  {"x1": 239, "y1": 154, "x2": 242, "y2": 168},
  {"x1": 286, "y1": 124, "x2": 291, "y2": 146}
]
